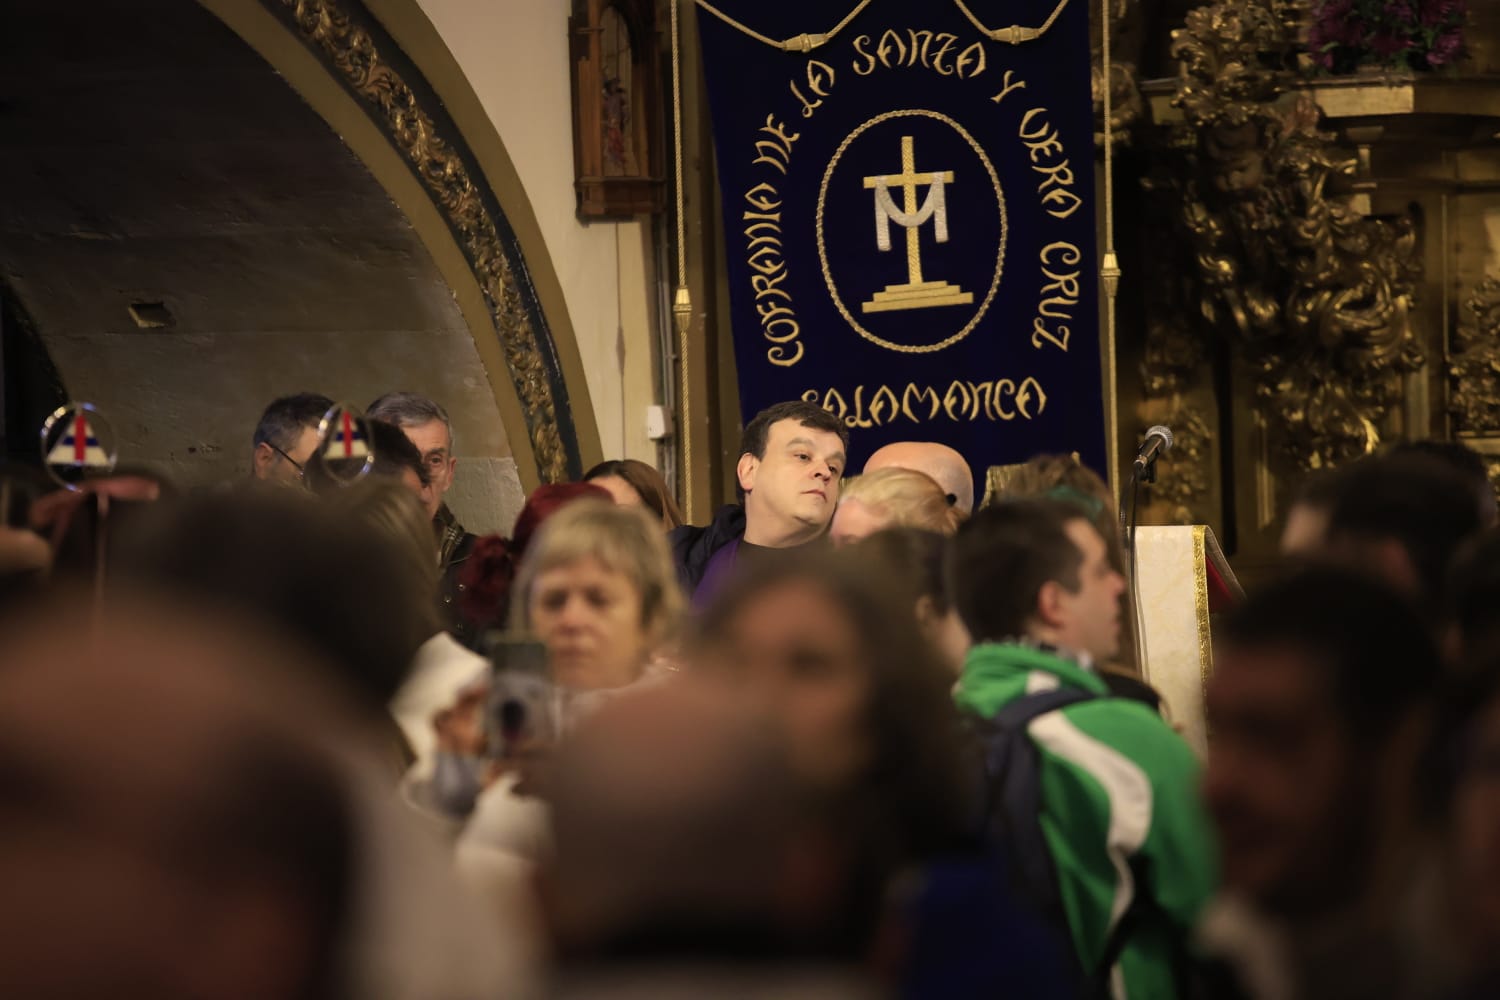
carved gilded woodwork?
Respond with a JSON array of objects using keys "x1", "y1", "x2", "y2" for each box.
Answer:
[
  {"x1": 1141, "y1": 0, "x2": 1422, "y2": 477},
  {"x1": 1090, "y1": 0, "x2": 1143, "y2": 146},
  {"x1": 1450, "y1": 278, "x2": 1500, "y2": 441},
  {"x1": 1145, "y1": 402, "x2": 1213, "y2": 524},
  {"x1": 264, "y1": 0, "x2": 579, "y2": 482}
]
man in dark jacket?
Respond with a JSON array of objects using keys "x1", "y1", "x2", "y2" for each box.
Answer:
[
  {"x1": 369, "y1": 392, "x2": 477, "y2": 645},
  {"x1": 670, "y1": 401, "x2": 848, "y2": 607}
]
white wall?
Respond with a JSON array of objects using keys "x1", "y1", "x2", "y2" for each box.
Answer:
[{"x1": 414, "y1": 0, "x2": 660, "y2": 466}]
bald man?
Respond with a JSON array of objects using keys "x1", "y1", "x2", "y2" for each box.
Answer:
[{"x1": 863, "y1": 441, "x2": 975, "y2": 516}]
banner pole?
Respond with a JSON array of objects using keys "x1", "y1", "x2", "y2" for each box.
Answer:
[
  {"x1": 1100, "y1": 0, "x2": 1123, "y2": 503},
  {"x1": 670, "y1": 0, "x2": 694, "y2": 520}
]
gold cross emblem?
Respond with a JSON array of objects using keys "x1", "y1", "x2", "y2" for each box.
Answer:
[{"x1": 861, "y1": 136, "x2": 974, "y2": 314}]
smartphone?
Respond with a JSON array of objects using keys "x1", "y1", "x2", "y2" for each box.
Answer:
[{"x1": 486, "y1": 635, "x2": 555, "y2": 758}]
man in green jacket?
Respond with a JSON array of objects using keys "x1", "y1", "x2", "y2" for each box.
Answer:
[{"x1": 949, "y1": 499, "x2": 1217, "y2": 999}]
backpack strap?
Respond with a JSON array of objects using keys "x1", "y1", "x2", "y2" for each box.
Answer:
[
  {"x1": 970, "y1": 687, "x2": 1097, "y2": 943},
  {"x1": 988, "y1": 686, "x2": 1095, "y2": 737}
]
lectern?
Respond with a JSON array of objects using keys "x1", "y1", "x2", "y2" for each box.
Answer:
[{"x1": 1132, "y1": 525, "x2": 1242, "y2": 757}]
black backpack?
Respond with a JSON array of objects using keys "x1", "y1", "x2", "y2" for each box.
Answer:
[{"x1": 970, "y1": 687, "x2": 1149, "y2": 999}]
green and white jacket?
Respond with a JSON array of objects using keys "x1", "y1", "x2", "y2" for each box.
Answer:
[{"x1": 954, "y1": 642, "x2": 1218, "y2": 1000}]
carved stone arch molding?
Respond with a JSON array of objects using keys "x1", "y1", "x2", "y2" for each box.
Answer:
[{"x1": 199, "y1": 0, "x2": 602, "y2": 484}]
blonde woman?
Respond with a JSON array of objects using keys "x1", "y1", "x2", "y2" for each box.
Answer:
[
  {"x1": 455, "y1": 499, "x2": 685, "y2": 865},
  {"x1": 829, "y1": 466, "x2": 964, "y2": 546}
]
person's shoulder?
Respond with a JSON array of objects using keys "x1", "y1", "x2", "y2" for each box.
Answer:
[
  {"x1": 1062, "y1": 695, "x2": 1199, "y2": 777},
  {"x1": 453, "y1": 530, "x2": 478, "y2": 560},
  {"x1": 669, "y1": 505, "x2": 745, "y2": 554}
]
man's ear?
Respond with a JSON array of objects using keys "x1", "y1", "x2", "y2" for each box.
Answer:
[
  {"x1": 1034, "y1": 579, "x2": 1067, "y2": 629},
  {"x1": 252, "y1": 442, "x2": 274, "y2": 477},
  {"x1": 736, "y1": 453, "x2": 758, "y2": 495}
]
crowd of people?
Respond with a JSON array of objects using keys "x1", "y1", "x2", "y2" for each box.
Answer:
[{"x1": 4, "y1": 391, "x2": 1500, "y2": 1000}]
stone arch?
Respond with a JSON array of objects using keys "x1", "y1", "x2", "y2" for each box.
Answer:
[{"x1": 196, "y1": 0, "x2": 602, "y2": 487}]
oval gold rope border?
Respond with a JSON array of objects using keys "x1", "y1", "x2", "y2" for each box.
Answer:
[{"x1": 816, "y1": 108, "x2": 1007, "y2": 355}]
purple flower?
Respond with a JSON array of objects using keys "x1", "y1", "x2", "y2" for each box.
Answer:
[
  {"x1": 1419, "y1": 0, "x2": 1464, "y2": 27},
  {"x1": 1371, "y1": 30, "x2": 1413, "y2": 57},
  {"x1": 1427, "y1": 28, "x2": 1464, "y2": 65}
]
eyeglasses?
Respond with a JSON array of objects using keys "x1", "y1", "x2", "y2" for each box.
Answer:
[{"x1": 268, "y1": 443, "x2": 305, "y2": 481}]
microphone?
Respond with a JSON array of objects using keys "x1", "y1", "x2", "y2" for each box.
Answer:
[{"x1": 1133, "y1": 425, "x2": 1173, "y2": 472}]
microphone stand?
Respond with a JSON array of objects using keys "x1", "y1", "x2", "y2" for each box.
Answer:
[{"x1": 1121, "y1": 452, "x2": 1160, "y2": 674}]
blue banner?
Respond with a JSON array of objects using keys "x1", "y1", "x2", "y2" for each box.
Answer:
[{"x1": 696, "y1": 0, "x2": 1106, "y2": 487}]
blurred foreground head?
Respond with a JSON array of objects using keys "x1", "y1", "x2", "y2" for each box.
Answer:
[
  {"x1": 112, "y1": 485, "x2": 437, "y2": 707},
  {"x1": 545, "y1": 683, "x2": 851, "y2": 964},
  {"x1": 0, "y1": 592, "x2": 514, "y2": 999},
  {"x1": 691, "y1": 552, "x2": 968, "y2": 865},
  {"x1": 1387, "y1": 438, "x2": 1497, "y2": 529},
  {"x1": 1313, "y1": 453, "x2": 1483, "y2": 615},
  {"x1": 0, "y1": 593, "x2": 356, "y2": 999},
  {"x1": 1205, "y1": 566, "x2": 1441, "y2": 917},
  {"x1": 1447, "y1": 667, "x2": 1500, "y2": 973},
  {"x1": 846, "y1": 528, "x2": 971, "y2": 676}
]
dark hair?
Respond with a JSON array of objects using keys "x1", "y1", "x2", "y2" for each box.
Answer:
[
  {"x1": 692, "y1": 552, "x2": 971, "y2": 886},
  {"x1": 187, "y1": 735, "x2": 352, "y2": 997},
  {"x1": 457, "y1": 482, "x2": 613, "y2": 631},
  {"x1": 1218, "y1": 565, "x2": 1441, "y2": 743},
  {"x1": 252, "y1": 393, "x2": 334, "y2": 452},
  {"x1": 367, "y1": 419, "x2": 431, "y2": 489},
  {"x1": 1325, "y1": 453, "x2": 1482, "y2": 610},
  {"x1": 848, "y1": 527, "x2": 950, "y2": 613},
  {"x1": 583, "y1": 459, "x2": 683, "y2": 529},
  {"x1": 1290, "y1": 466, "x2": 1346, "y2": 511},
  {"x1": 1388, "y1": 438, "x2": 1497, "y2": 526},
  {"x1": 302, "y1": 418, "x2": 430, "y2": 495},
  {"x1": 947, "y1": 499, "x2": 1087, "y2": 643},
  {"x1": 740, "y1": 400, "x2": 849, "y2": 461},
  {"x1": 111, "y1": 486, "x2": 436, "y2": 706},
  {"x1": 985, "y1": 452, "x2": 1138, "y2": 673},
  {"x1": 1446, "y1": 527, "x2": 1500, "y2": 669}
]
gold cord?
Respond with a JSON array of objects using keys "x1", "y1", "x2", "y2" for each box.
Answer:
[
  {"x1": 1100, "y1": 0, "x2": 1121, "y2": 501},
  {"x1": 671, "y1": 0, "x2": 694, "y2": 519},
  {"x1": 951, "y1": 0, "x2": 1075, "y2": 44},
  {"x1": 692, "y1": 0, "x2": 875, "y2": 53}
]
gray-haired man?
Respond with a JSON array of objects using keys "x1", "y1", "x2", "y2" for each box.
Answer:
[{"x1": 369, "y1": 392, "x2": 477, "y2": 646}]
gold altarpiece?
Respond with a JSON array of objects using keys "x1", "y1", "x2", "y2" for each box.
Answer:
[
  {"x1": 1091, "y1": 0, "x2": 1500, "y2": 576},
  {"x1": 664, "y1": 0, "x2": 1500, "y2": 528}
]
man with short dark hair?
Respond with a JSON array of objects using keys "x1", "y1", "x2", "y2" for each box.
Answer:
[
  {"x1": 1200, "y1": 566, "x2": 1443, "y2": 997},
  {"x1": 670, "y1": 400, "x2": 849, "y2": 606},
  {"x1": 369, "y1": 392, "x2": 476, "y2": 644},
  {"x1": 250, "y1": 393, "x2": 333, "y2": 484},
  {"x1": 1280, "y1": 466, "x2": 1344, "y2": 556},
  {"x1": 1389, "y1": 438, "x2": 1498, "y2": 528},
  {"x1": 1320, "y1": 452, "x2": 1483, "y2": 616},
  {"x1": 949, "y1": 499, "x2": 1215, "y2": 999}
]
